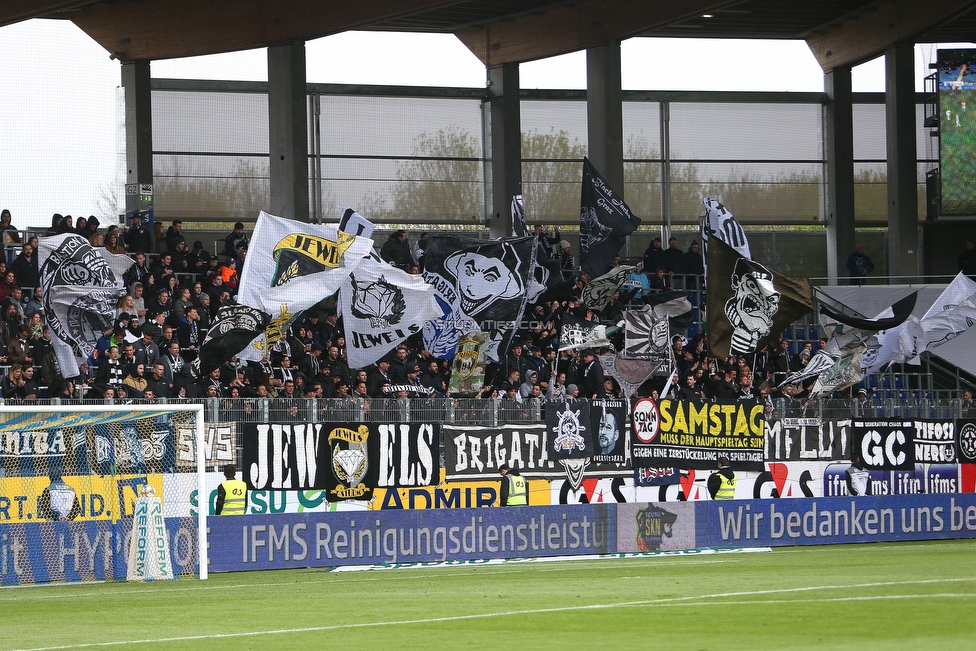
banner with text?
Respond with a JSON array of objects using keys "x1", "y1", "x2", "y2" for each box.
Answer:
[{"x1": 631, "y1": 398, "x2": 765, "y2": 470}]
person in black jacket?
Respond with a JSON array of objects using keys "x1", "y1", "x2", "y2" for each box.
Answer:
[
  {"x1": 380, "y1": 230, "x2": 413, "y2": 270},
  {"x1": 578, "y1": 349, "x2": 605, "y2": 399},
  {"x1": 125, "y1": 211, "x2": 154, "y2": 254},
  {"x1": 10, "y1": 242, "x2": 39, "y2": 288},
  {"x1": 707, "y1": 457, "x2": 736, "y2": 500}
]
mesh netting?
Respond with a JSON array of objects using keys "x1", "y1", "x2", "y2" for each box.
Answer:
[{"x1": 0, "y1": 406, "x2": 202, "y2": 585}]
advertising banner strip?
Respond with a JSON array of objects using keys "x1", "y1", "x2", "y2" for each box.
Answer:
[{"x1": 206, "y1": 504, "x2": 616, "y2": 572}]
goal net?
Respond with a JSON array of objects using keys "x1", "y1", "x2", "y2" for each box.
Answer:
[{"x1": 0, "y1": 404, "x2": 207, "y2": 585}]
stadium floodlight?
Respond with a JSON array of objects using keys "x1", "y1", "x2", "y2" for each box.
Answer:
[{"x1": 0, "y1": 402, "x2": 207, "y2": 585}]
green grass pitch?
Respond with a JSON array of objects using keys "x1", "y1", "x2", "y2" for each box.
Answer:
[{"x1": 2, "y1": 540, "x2": 975, "y2": 650}]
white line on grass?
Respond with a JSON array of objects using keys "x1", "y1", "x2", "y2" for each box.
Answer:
[
  {"x1": 8, "y1": 578, "x2": 976, "y2": 651},
  {"x1": 0, "y1": 558, "x2": 740, "y2": 602}
]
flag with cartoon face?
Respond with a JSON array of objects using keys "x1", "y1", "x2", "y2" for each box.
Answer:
[
  {"x1": 579, "y1": 157, "x2": 641, "y2": 277},
  {"x1": 422, "y1": 234, "x2": 535, "y2": 362},
  {"x1": 706, "y1": 238, "x2": 813, "y2": 358}
]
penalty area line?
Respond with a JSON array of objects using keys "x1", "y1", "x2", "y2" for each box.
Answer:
[{"x1": 9, "y1": 577, "x2": 976, "y2": 651}]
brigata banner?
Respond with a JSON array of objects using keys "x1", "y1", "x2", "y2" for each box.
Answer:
[
  {"x1": 206, "y1": 504, "x2": 614, "y2": 572},
  {"x1": 242, "y1": 423, "x2": 440, "y2": 501},
  {"x1": 443, "y1": 424, "x2": 628, "y2": 482},
  {"x1": 630, "y1": 398, "x2": 765, "y2": 470}
]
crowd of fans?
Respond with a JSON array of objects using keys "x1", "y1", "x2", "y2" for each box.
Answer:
[{"x1": 0, "y1": 210, "x2": 923, "y2": 420}]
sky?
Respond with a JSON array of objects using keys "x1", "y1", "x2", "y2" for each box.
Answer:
[{"x1": 0, "y1": 18, "x2": 972, "y2": 229}]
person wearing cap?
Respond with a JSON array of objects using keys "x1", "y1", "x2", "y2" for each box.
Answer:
[
  {"x1": 498, "y1": 464, "x2": 528, "y2": 506},
  {"x1": 578, "y1": 349, "x2": 605, "y2": 399},
  {"x1": 224, "y1": 222, "x2": 248, "y2": 260},
  {"x1": 853, "y1": 387, "x2": 871, "y2": 416},
  {"x1": 642, "y1": 236, "x2": 666, "y2": 276},
  {"x1": 556, "y1": 240, "x2": 575, "y2": 279},
  {"x1": 708, "y1": 457, "x2": 736, "y2": 500},
  {"x1": 565, "y1": 383, "x2": 580, "y2": 399},
  {"x1": 125, "y1": 211, "x2": 154, "y2": 254}
]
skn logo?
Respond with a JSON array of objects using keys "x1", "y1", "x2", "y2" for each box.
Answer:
[{"x1": 861, "y1": 428, "x2": 910, "y2": 468}]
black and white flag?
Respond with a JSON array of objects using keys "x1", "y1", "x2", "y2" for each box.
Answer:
[
  {"x1": 580, "y1": 265, "x2": 634, "y2": 313},
  {"x1": 558, "y1": 314, "x2": 612, "y2": 352},
  {"x1": 547, "y1": 399, "x2": 593, "y2": 460},
  {"x1": 196, "y1": 305, "x2": 271, "y2": 377},
  {"x1": 599, "y1": 355, "x2": 659, "y2": 399},
  {"x1": 238, "y1": 211, "x2": 374, "y2": 361},
  {"x1": 700, "y1": 195, "x2": 750, "y2": 272},
  {"x1": 706, "y1": 238, "x2": 813, "y2": 358},
  {"x1": 39, "y1": 234, "x2": 134, "y2": 376},
  {"x1": 340, "y1": 252, "x2": 440, "y2": 370},
  {"x1": 622, "y1": 308, "x2": 672, "y2": 376},
  {"x1": 579, "y1": 157, "x2": 641, "y2": 278},
  {"x1": 422, "y1": 234, "x2": 535, "y2": 362},
  {"x1": 511, "y1": 193, "x2": 528, "y2": 238}
]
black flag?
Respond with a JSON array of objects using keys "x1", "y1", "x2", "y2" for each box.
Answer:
[
  {"x1": 196, "y1": 305, "x2": 272, "y2": 376},
  {"x1": 579, "y1": 157, "x2": 641, "y2": 278}
]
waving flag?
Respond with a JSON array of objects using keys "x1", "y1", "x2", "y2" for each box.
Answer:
[
  {"x1": 238, "y1": 211, "x2": 373, "y2": 361},
  {"x1": 39, "y1": 234, "x2": 133, "y2": 376},
  {"x1": 700, "y1": 196, "x2": 749, "y2": 280},
  {"x1": 195, "y1": 305, "x2": 271, "y2": 376},
  {"x1": 580, "y1": 265, "x2": 635, "y2": 313},
  {"x1": 422, "y1": 234, "x2": 535, "y2": 362},
  {"x1": 579, "y1": 157, "x2": 641, "y2": 277},
  {"x1": 706, "y1": 238, "x2": 813, "y2": 358},
  {"x1": 340, "y1": 252, "x2": 440, "y2": 369}
]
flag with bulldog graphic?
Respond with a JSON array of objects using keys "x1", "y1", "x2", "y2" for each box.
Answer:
[{"x1": 421, "y1": 234, "x2": 535, "y2": 362}]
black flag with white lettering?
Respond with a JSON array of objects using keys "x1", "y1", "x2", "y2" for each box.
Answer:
[
  {"x1": 579, "y1": 157, "x2": 641, "y2": 278},
  {"x1": 197, "y1": 305, "x2": 271, "y2": 376}
]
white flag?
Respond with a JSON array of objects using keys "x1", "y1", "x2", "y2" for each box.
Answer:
[
  {"x1": 914, "y1": 272, "x2": 976, "y2": 358},
  {"x1": 339, "y1": 253, "x2": 440, "y2": 369},
  {"x1": 700, "y1": 195, "x2": 750, "y2": 280},
  {"x1": 238, "y1": 211, "x2": 373, "y2": 361},
  {"x1": 38, "y1": 234, "x2": 133, "y2": 376}
]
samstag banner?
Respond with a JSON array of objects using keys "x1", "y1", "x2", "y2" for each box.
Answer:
[
  {"x1": 238, "y1": 211, "x2": 373, "y2": 361},
  {"x1": 422, "y1": 234, "x2": 535, "y2": 362},
  {"x1": 630, "y1": 398, "x2": 765, "y2": 470},
  {"x1": 243, "y1": 422, "x2": 439, "y2": 501}
]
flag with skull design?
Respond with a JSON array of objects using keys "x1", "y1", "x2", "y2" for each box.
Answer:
[
  {"x1": 421, "y1": 234, "x2": 536, "y2": 362},
  {"x1": 579, "y1": 157, "x2": 641, "y2": 278},
  {"x1": 705, "y1": 237, "x2": 813, "y2": 358},
  {"x1": 38, "y1": 233, "x2": 134, "y2": 377}
]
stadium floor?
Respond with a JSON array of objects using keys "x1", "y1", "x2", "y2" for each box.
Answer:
[{"x1": 3, "y1": 540, "x2": 974, "y2": 650}]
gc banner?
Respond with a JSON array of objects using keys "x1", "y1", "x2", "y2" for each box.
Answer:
[
  {"x1": 852, "y1": 420, "x2": 915, "y2": 471},
  {"x1": 631, "y1": 398, "x2": 765, "y2": 470}
]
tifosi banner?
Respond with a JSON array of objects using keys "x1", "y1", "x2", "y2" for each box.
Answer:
[
  {"x1": 242, "y1": 423, "x2": 439, "y2": 499},
  {"x1": 631, "y1": 398, "x2": 765, "y2": 470}
]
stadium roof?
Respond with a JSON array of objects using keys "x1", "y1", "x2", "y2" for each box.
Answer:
[{"x1": 4, "y1": 1, "x2": 976, "y2": 69}]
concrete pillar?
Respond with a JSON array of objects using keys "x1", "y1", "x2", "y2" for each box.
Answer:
[
  {"x1": 824, "y1": 66, "x2": 856, "y2": 285},
  {"x1": 586, "y1": 41, "x2": 624, "y2": 196},
  {"x1": 487, "y1": 63, "x2": 522, "y2": 239},
  {"x1": 268, "y1": 41, "x2": 309, "y2": 222},
  {"x1": 885, "y1": 42, "x2": 919, "y2": 279},
  {"x1": 122, "y1": 61, "x2": 153, "y2": 219}
]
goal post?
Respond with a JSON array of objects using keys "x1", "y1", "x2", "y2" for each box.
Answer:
[{"x1": 0, "y1": 402, "x2": 207, "y2": 585}]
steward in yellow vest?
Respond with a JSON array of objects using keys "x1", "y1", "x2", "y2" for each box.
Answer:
[
  {"x1": 499, "y1": 464, "x2": 528, "y2": 506},
  {"x1": 707, "y1": 457, "x2": 736, "y2": 500},
  {"x1": 216, "y1": 464, "x2": 248, "y2": 515}
]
